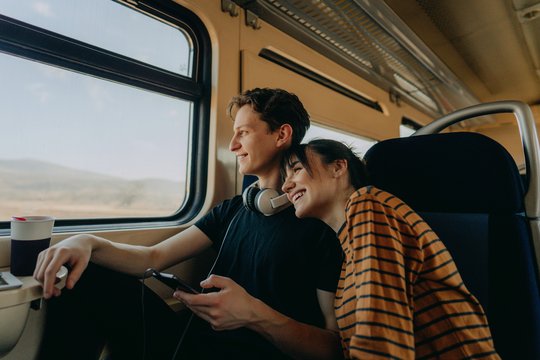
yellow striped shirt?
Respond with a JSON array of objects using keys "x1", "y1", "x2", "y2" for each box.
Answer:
[{"x1": 335, "y1": 186, "x2": 499, "y2": 359}]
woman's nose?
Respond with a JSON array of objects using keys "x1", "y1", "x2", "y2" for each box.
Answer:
[{"x1": 282, "y1": 177, "x2": 294, "y2": 193}]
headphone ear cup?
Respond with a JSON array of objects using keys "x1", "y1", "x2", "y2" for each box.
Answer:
[
  {"x1": 242, "y1": 186, "x2": 261, "y2": 213},
  {"x1": 254, "y1": 188, "x2": 280, "y2": 216}
]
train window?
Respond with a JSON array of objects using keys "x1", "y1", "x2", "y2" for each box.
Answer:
[
  {"x1": 400, "y1": 117, "x2": 422, "y2": 137},
  {"x1": 400, "y1": 125, "x2": 416, "y2": 137},
  {"x1": 0, "y1": 0, "x2": 192, "y2": 76},
  {"x1": 0, "y1": 1, "x2": 211, "y2": 229},
  {"x1": 0, "y1": 54, "x2": 190, "y2": 220},
  {"x1": 304, "y1": 123, "x2": 377, "y2": 156}
]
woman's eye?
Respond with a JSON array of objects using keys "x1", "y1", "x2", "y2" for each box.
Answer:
[{"x1": 293, "y1": 166, "x2": 302, "y2": 173}]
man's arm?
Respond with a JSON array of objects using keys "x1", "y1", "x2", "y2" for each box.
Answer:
[
  {"x1": 34, "y1": 225, "x2": 212, "y2": 299},
  {"x1": 175, "y1": 275, "x2": 343, "y2": 360}
]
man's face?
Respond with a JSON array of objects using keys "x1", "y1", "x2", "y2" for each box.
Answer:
[{"x1": 229, "y1": 105, "x2": 282, "y2": 177}]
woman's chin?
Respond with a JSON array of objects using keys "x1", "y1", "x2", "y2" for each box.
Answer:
[{"x1": 294, "y1": 205, "x2": 309, "y2": 219}]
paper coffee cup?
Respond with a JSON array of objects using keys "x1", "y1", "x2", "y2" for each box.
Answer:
[{"x1": 10, "y1": 216, "x2": 55, "y2": 276}]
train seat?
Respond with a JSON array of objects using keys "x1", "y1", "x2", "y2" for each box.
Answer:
[
  {"x1": 242, "y1": 175, "x2": 258, "y2": 191},
  {"x1": 364, "y1": 131, "x2": 540, "y2": 359}
]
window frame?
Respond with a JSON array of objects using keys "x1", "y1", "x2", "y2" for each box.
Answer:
[
  {"x1": 0, "y1": 0, "x2": 211, "y2": 233},
  {"x1": 401, "y1": 117, "x2": 422, "y2": 131}
]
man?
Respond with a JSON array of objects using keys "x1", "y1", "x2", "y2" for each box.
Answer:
[{"x1": 35, "y1": 88, "x2": 344, "y2": 359}]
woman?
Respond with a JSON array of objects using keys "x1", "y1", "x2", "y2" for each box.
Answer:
[{"x1": 282, "y1": 139, "x2": 499, "y2": 359}]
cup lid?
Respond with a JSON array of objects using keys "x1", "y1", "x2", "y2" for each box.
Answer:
[{"x1": 11, "y1": 216, "x2": 55, "y2": 222}]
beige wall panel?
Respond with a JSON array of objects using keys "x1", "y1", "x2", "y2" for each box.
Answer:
[
  {"x1": 242, "y1": 51, "x2": 394, "y2": 140},
  {"x1": 532, "y1": 105, "x2": 540, "y2": 124},
  {"x1": 474, "y1": 104, "x2": 540, "y2": 167}
]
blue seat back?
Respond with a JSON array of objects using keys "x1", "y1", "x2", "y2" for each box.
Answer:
[
  {"x1": 242, "y1": 175, "x2": 258, "y2": 192},
  {"x1": 364, "y1": 132, "x2": 540, "y2": 359}
]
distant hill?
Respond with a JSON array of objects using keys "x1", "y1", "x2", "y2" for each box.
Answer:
[{"x1": 0, "y1": 159, "x2": 185, "y2": 217}]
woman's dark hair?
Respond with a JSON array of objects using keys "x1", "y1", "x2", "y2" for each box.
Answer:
[
  {"x1": 227, "y1": 88, "x2": 310, "y2": 146},
  {"x1": 283, "y1": 139, "x2": 369, "y2": 189}
]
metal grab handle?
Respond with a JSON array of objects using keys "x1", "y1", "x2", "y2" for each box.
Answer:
[{"x1": 413, "y1": 100, "x2": 540, "y2": 218}]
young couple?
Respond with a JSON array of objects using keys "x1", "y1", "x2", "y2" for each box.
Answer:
[{"x1": 35, "y1": 88, "x2": 498, "y2": 359}]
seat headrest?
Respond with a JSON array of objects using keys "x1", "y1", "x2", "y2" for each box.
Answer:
[{"x1": 364, "y1": 132, "x2": 524, "y2": 213}]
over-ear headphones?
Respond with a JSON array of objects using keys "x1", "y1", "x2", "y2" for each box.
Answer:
[{"x1": 242, "y1": 180, "x2": 291, "y2": 216}]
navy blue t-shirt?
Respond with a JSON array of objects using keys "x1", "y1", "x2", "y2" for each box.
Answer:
[{"x1": 187, "y1": 195, "x2": 343, "y2": 359}]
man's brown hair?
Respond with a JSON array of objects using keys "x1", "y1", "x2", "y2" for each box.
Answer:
[{"x1": 227, "y1": 88, "x2": 310, "y2": 146}]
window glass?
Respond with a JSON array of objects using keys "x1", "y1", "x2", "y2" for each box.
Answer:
[
  {"x1": 0, "y1": 53, "x2": 190, "y2": 220},
  {"x1": 304, "y1": 123, "x2": 377, "y2": 156},
  {"x1": 400, "y1": 117, "x2": 421, "y2": 137},
  {"x1": 0, "y1": 0, "x2": 192, "y2": 76},
  {"x1": 400, "y1": 125, "x2": 416, "y2": 137}
]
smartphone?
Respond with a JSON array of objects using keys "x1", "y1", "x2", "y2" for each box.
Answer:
[
  {"x1": 0, "y1": 271, "x2": 23, "y2": 291},
  {"x1": 151, "y1": 271, "x2": 199, "y2": 294}
]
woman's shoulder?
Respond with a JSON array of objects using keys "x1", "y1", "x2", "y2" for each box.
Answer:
[
  {"x1": 348, "y1": 186, "x2": 412, "y2": 214},
  {"x1": 349, "y1": 185, "x2": 388, "y2": 203}
]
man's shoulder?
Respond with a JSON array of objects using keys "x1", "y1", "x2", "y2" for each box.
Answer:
[
  {"x1": 196, "y1": 196, "x2": 244, "y2": 228},
  {"x1": 282, "y1": 209, "x2": 335, "y2": 236},
  {"x1": 211, "y1": 195, "x2": 244, "y2": 213}
]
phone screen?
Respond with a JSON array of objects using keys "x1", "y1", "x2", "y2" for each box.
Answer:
[{"x1": 151, "y1": 272, "x2": 199, "y2": 294}]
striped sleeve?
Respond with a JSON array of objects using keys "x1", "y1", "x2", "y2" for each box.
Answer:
[{"x1": 343, "y1": 194, "x2": 416, "y2": 359}]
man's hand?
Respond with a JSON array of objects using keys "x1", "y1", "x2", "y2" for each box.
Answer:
[
  {"x1": 33, "y1": 234, "x2": 94, "y2": 299},
  {"x1": 175, "y1": 275, "x2": 342, "y2": 359},
  {"x1": 173, "y1": 275, "x2": 260, "y2": 330}
]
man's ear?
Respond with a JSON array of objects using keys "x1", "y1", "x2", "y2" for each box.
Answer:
[{"x1": 275, "y1": 124, "x2": 293, "y2": 148}]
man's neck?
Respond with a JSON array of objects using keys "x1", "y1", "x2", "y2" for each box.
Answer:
[{"x1": 256, "y1": 175, "x2": 282, "y2": 190}]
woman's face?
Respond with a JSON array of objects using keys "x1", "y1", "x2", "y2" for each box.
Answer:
[{"x1": 282, "y1": 149, "x2": 336, "y2": 220}]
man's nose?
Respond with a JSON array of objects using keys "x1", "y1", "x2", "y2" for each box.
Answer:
[{"x1": 229, "y1": 136, "x2": 239, "y2": 152}]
